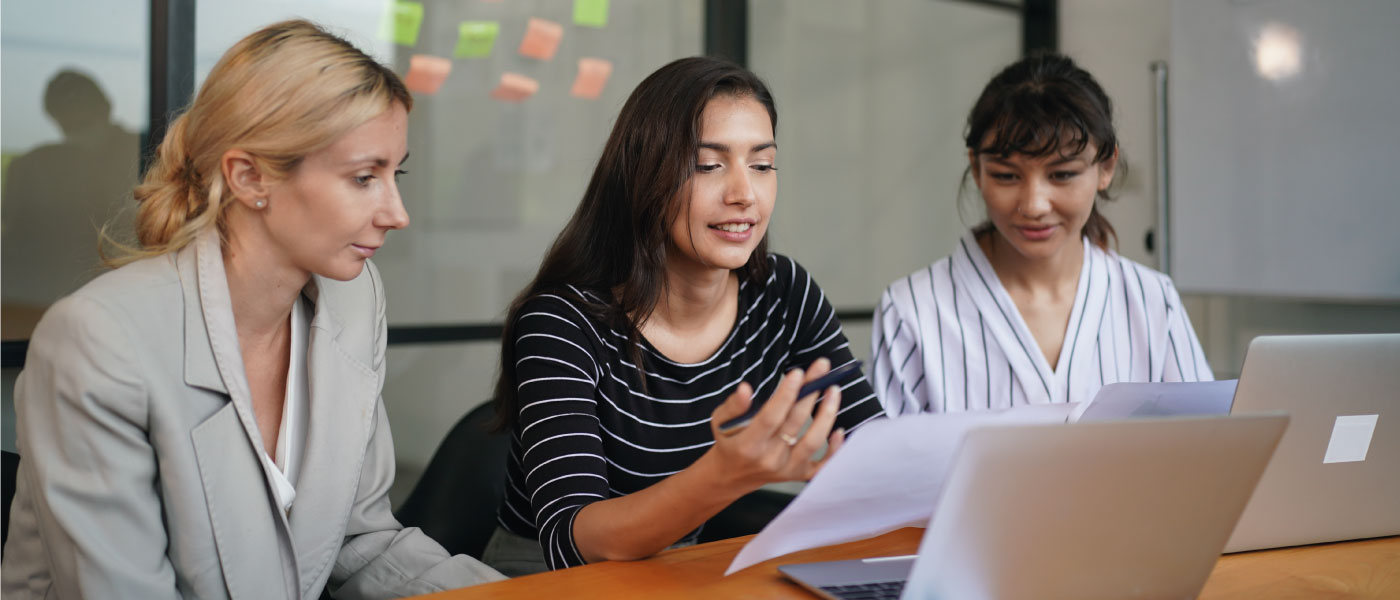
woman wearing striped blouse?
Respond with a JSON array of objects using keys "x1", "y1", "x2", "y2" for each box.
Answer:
[
  {"x1": 872, "y1": 52, "x2": 1213, "y2": 417},
  {"x1": 481, "y1": 57, "x2": 884, "y2": 575}
]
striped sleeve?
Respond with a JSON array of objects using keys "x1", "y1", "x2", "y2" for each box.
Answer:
[
  {"x1": 782, "y1": 258, "x2": 886, "y2": 433},
  {"x1": 1157, "y1": 278, "x2": 1215, "y2": 382},
  {"x1": 871, "y1": 286, "x2": 926, "y2": 417},
  {"x1": 511, "y1": 297, "x2": 607, "y2": 570}
]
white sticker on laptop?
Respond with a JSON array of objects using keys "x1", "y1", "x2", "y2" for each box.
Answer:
[{"x1": 1322, "y1": 415, "x2": 1379, "y2": 464}]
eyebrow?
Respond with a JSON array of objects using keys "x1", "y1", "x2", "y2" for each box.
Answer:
[
  {"x1": 699, "y1": 141, "x2": 777, "y2": 153},
  {"x1": 342, "y1": 151, "x2": 411, "y2": 168},
  {"x1": 985, "y1": 153, "x2": 1087, "y2": 167}
]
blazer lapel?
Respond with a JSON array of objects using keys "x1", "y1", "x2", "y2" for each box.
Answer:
[
  {"x1": 180, "y1": 240, "x2": 227, "y2": 395},
  {"x1": 188, "y1": 230, "x2": 299, "y2": 598},
  {"x1": 288, "y1": 276, "x2": 379, "y2": 596}
]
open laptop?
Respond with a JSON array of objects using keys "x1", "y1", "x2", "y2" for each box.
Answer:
[
  {"x1": 779, "y1": 414, "x2": 1289, "y2": 600},
  {"x1": 1224, "y1": 333, "x2": 1400, "y2": 553}
]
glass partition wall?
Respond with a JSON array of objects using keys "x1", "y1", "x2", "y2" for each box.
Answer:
[{"x1": 1, "y1": 1, "x2": 1027, "y2": 494}]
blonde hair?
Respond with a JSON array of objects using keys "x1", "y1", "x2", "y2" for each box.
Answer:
[{"x1": 108, "y1": 19, "x2": 412, "y2": 263}]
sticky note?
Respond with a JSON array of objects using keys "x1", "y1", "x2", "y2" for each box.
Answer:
[
  {"x1": 490, "y1": 72, "x2": 539, "y2": 102},
  {"x1": 570, "y1": 58, "x2": 613, "y2": 100},
  {"x1": 454, "y1": 21, "x2": 499, "y2": 58},
  {"x1": 1323, "y1": 414, "x2": 1378, "y2": 464},
  {"x1": 517, "y1": 18, "x2": 563, "y2": 61},
  {"x1": 573, "y1": 0, "x2": 609, "y2": 28},
  {"x1": 403, "y1": 55, "x2": 452, "y2": 95},
  {"x1": 388, "y1": 1, "x2": 425, "y2": 47}
]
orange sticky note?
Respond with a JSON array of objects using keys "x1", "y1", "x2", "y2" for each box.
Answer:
[
  {"x1": 517, "y1": 18, "x2": 563, "y2": 61},
  {"x1": 570, "y1": 58, "x2": 613, "y2": 100},
  {"x1": 403, "y1": 55, "x2": 451, "y2": 95},
  {"x1": 490, "y1": 72, "x2": 539, "y2": 102}
]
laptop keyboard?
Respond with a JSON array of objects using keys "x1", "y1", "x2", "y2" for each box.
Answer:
[{"x1": 818, "y1": 580, "x2": 906, "y2": 600}]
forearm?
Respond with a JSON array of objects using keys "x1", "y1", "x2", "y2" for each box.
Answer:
[{"x1": 572, "y1": 450, "x2": 751, "y2": 563}]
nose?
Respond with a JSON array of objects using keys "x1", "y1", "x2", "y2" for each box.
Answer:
[
  {"x1": 377, "y1": 182, "x2": 410, "y2": 230},
  {"x1": 1017, "y1": 177, "x2": 1052, "y2": 219},
  {"x1": 725, "y1": 166, "x2": 756, "y2": 207}
]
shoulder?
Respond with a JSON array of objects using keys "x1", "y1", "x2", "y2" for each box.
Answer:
[
  {"x1": 761, "y1": 253, "x2": 823, "y2": 296},
  {"x1": 1097, "y1": 248, "x2": 1184, "y2": 308},
  {"x1": 24, "y1": 258, "x2": 179, "y2": 387},
  {"x1": 44, "y1": 253, "x2": 182, "y2": 342},
  {"x1": 515, "y1": 287, "x2": 606, "y2": 342},
  {"x1": 879, "y1": 255, "x2": 955, "y2": 315}
]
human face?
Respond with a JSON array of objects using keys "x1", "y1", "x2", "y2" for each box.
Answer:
[
  {"x1": 263, "y1": 102, "x2": 410, "y2": 281},
  {"x1": 970, "y1": 141, "x2": 1116, "y2": 262},
  {"x1": 667, "y1": 95, "x2": 777, "y2": 274}
]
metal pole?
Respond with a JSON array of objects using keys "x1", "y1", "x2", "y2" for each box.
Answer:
[{"x1": 1151, "y1": 60, "x2": 1170, "y2": 275}]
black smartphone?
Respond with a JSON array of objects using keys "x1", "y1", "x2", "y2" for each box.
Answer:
[{"x1": 717, "y1": 360, "x2": 864, "y2": 434}]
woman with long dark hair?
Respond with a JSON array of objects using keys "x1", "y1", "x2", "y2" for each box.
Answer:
[
  {"x1": 871, "y1": 52, "x2": 1213, "y2": 417},
  {"x1": 482, "y1": 56, "x2": 885, "y2": 574}
]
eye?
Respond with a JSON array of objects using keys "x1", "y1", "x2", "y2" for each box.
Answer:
[
  {"x1": 696, "y1": 163, "x2": 721, "y2": 173},
  {"x1": 752, "y1": 164, "x2": 776, "y2": 173},
  {"x1": 353, "y1": 174, "x2": 374, "y2": 186},
  {"x1": 1051, "y1": 170, "x2": 1081, "y2": 181},
  {"x1": 989, "y1": 172, "x2": 1017, "y2": 182},
  {"x1": 394, "y1": 169, "x2": 408, "y2": 182}
]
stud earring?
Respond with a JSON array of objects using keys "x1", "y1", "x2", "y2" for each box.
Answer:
[{"x1": 255, "y1": 200, "x2": 266, "y2": 208}]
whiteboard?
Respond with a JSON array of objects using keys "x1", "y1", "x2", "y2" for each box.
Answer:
[{"x1": 1169, "y1": 0, "x2": 1400, "y2": 301}]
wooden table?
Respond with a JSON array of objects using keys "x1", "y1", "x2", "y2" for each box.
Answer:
[{"x1": 415, "y1": 530, "x2": 1400, "y2": 599}]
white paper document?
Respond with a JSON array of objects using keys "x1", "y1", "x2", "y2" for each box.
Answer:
[
  {"x1": 1068, "y1": 380, "x2": 1238, "y2": 423},
  {"x1": 724, "y1": 404, "x2": 1074, "y2": 574}
]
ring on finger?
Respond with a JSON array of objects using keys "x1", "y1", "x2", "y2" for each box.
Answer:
[{"x1": 778, "y1": 433, "x2": 799, "y2": 446}]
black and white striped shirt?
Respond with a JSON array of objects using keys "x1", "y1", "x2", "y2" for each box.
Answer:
[
  {"x1": 872, "y1": 232, "x2": 1213, "y2": 416},
  {"x1": 497, "y1": 255, "x2": 885, "y2": 570}
]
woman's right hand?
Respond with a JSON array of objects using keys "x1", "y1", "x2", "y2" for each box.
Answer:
[{"x1": 704, "y1": 357, "x2": 848, "y2": 493}]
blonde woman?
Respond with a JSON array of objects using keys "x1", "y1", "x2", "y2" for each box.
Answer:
[{"x1": 2, "y1": 21, "x2": 502, "y2": 599}]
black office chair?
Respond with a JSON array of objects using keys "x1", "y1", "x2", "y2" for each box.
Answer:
[
  {"x1": 3, "y1": 450, "x2": 20, "y2": 555},
  {"x1": 699, "y1": 487, "x2": 796, "y2": 544},
  {"x1": 394, "y1": 401, "x2": 512, "y2": 560}
]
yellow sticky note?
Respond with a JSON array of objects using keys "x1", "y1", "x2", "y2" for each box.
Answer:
[
  {"x1": 490, "y1": 72, "x2": 539, "y2": 102},
  {"x1": 517, "y1": 18, "x2": 563, "y2": 61},
  {"x1": 403, "y1": 55, "x2": 452, "y2": 95},
  {"x1": 570, "y1": 58, "x2": 613, "y2": 100},
  {"x1": 573, "y1": 0, "x2": 609, "y2": 28},
  {"x1": 388, "y1": 1, "x2": 425, "y2": 47},
  {"x1": 455, "y1": 21, "x2": 499, "y2": 58}
]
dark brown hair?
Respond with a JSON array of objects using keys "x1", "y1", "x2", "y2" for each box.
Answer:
[
  {"x1": 491, "y1": 56, "x2": 777, "y2": 430},
  {"x1": 964, "y1": 51, "x2": 1121, "y2": 250}
]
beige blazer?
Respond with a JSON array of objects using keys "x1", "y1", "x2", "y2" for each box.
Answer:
[{"x1": 2, "y1": 231, "x2": 503, "y2": 599}]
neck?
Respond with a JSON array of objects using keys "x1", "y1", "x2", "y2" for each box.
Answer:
[
  {"x1": 650, "y1": 257, "x2": 735, "y2": 331},
  {"x1": 982, "y1": 230, "x2": 1085, "y2": 296},
  {"x1": 222, "y1": 208, "x2": 309, "y2": 343}
]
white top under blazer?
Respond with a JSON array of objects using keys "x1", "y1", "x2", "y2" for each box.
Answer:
[{"x1": 872, "y1": 232, "x2": 1213, "y2": 416}]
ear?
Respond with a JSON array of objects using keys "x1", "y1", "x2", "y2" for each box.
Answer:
[
  {"x1": 1097, "y1": 145, "x2": 1120, "y2": 191},
  {"x1": 221, "y1": 149, "x2": 270, "y2": 209}
]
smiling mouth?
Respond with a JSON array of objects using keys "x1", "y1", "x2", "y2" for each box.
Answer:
[{"x1": 710, "y1": 223, "x2": 753, "y2": 233}]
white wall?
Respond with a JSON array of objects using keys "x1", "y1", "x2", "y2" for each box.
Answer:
[{"x1": 1060, "y1": 0, "x2": 1400, "y2": 379}]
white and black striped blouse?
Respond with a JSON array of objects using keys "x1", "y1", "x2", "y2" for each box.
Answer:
[
  {"x1": 496, "y1": 255, "x2": 886, "y2": 570},
  {"x1": 872, "y1": 232, "x2": 1213, "y2": 416}
]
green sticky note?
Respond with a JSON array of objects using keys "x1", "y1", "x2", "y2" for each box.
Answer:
[
  {"x1": 454, "y1": 21, "x2": 499, "y2": 58},
  {"x1": 388, "y1": 1, "x2": 424, "y2": 47},
  {"x1": 573, "y1": 0, "x2": 608, "y2": 28}
]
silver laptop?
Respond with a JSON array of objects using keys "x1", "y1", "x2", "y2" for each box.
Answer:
[
  {"x1": 1224, "y1": 333, "x2": 1400, "y2": 553},
  {"x1": 780, "y1": 414, "x2": 1289, "y2": 600}
]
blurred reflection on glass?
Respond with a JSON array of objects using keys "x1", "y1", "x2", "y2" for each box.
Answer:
[{"x1": 2, "y1": 69, "x2": 140, "y2": 339}]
